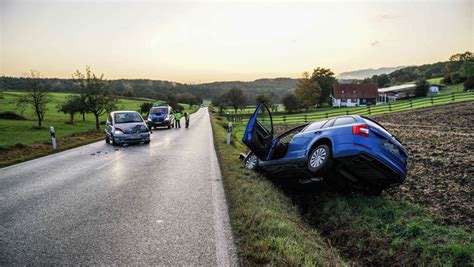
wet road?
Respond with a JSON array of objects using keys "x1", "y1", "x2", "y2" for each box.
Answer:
[{"x1": 0, "y1": 108, "x2": 237, "y2": 265}]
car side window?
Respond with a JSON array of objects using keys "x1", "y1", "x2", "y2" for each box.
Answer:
[
  {"x1": 304, "y1": 120, "x2": 327, "y2": 132},
  {"x1": 321, "y1": 119, "x2": 334, "y2": 128},
  {"x1": 108, "y1": 115, "x2": 112, "y2": 124},
  {"x1": 332, "y1": 117, "x2": 356, "y2": 127}
]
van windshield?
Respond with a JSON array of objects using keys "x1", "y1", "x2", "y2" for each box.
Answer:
[{"x1": 150, "y1": 107, "x2": 168, "y2": 114}]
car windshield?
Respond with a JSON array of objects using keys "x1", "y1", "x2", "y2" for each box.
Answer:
[
  {"x1": 150, "y1": 107, "x2": 168, "y2": 114},
  {"x1": 114, "y1": 112, "x2": 143, "y2": 123}
]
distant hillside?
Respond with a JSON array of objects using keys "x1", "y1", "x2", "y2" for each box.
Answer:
[
  {"x1": 337, "y1": 66, "x2": 405, "y2": 80},
  {"x1": 0, "y1": 76, "x2": 298, "y2": 104}
]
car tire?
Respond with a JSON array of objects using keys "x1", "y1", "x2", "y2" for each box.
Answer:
[
  {"x1": 308, "y1": 144, "x2": 333, "y2": 174},
  {"x1": 244, "y1": 152, "x2": 259, "y2": 170},
  {"x1": 111, "y1": 136, "x2": 118, "y2": 146},
  {"x1": 105, "y1": 135, "x2": 110, "y2": 144},
  {"x1": 167, "y1": 125, "x2": 171, "y2": 129},
  {"x1": 144, "y1": 139, "x2": 150, "y2": 144}
]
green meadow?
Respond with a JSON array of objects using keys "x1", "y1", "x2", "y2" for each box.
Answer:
[{"x1": 0, "y1": 91, "x2": 196, "y2": 148}]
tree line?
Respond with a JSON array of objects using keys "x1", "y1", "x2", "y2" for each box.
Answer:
[{"x1": 13, "y1": 67, "x2": 204, "y2": 129}]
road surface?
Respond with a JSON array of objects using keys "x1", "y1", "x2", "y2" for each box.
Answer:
[{"x1": 0, "y1": 108, "x2": 237, "y2": 265}]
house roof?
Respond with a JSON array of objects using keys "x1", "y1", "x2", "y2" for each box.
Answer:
[{"x1": 332, "y1": 83, "x2": 378, "y2": 99}]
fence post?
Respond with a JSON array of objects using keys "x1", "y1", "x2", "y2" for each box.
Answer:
[
  {"x1": 283, "y1": 116, "x2": 286, "y2": 123},
  {"x1": 325, "y1": 113, "x2": 329, "y2": 118},
  {"x1": 368, "y1": 106, "x2": 371, "y2": 115},
  {"x1": 388, "y1": 103, "x2": 392, "y2": 112},
  {"x1": 451, "y1": 93, "x2": 455, "y2": 101},
  {"x1": 346, "y1": 110, "x2": 349, "y2": 115},
  {"x1": 431, "y1": 96, "x2": 434, "y2": 105},
  {"x1": 304, "y1": 114, "x2": 308, "y2": 123},
  {"x1": 410, "y1": 100, "x2": 413, "y2": 109}
]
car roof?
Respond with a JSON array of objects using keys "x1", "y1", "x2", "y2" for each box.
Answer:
[{"x1": 110, "y1": 110, "x2": 139, "y2": 115}]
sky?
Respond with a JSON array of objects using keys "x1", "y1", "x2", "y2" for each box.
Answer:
[{"x1": 0, "y1": 0, "x2": 472, "y2": 83}]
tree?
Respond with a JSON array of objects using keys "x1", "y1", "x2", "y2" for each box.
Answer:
[
  {"x1": 281, "y1": 93, "x2": 300, "y2": 113},
  {"x1": 57, "y1": 95, "x2": 83, "y2": 123},
  {"x1": 140, "y1": 102, "x2": 154, "y2": 116},
  {"x1": 16, "y1": 70, "x2": 52, "y2": 128},
  {"x1": 255, "y1": 94, "x2": 274, "y2": 110},
  {"x1": 415, "y1": 79, "x2": 429, "y2": 97},
  {"x1": 459, "y1": 61, "x2": 474, "y2": 91},
  {"x1": 73, "y1": 66, "x2": 118, "y2": 130},
  {"x1": 294, "y1": 72, "x2": 321, "y2": 110},
  {"x1": 449, "y1": 51, "x2": 473, "y2": 62},
  {"x1": 225, "y1": 88, "x2": 246, "y2": 114},
  {"x1": 310, "y1": 67, "x2": 337, "y2": 106}
]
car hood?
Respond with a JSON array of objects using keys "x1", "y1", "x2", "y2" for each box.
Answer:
[
  {"x1": 115, "y1": 122, "x2": 147, "y2": 134},
  {"x1": 150, "y1": 113, "x2": 167, "y2": 119}
]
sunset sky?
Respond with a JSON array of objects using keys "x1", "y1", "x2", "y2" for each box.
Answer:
[{"x1": 1, "y1": 0, "x2": 472, "y2": 83}]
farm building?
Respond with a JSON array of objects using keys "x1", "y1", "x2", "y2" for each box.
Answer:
[
  {"x1": 331, "y1": 83, "x2": 378, "y2": 107},
  {"x1": 377, "y1": 84, "x2": 417, "y2": 102}
]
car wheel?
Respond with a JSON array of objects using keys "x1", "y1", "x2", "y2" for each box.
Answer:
[
  {"x1": 105, "y1": 135, "x2": 110, "y2": 144},
  {"x1": 111, "y1": 136, "x2": 118, "y2": 146},
  {"x1": 244, "y1": 152, "x2": 259, "y2": 170},
  {"x1": 308, "y1": 144, "x2": 332, "y2": 174},
  {"x1": 144, "y1": 139, "x2": 150, "y2": 144}
]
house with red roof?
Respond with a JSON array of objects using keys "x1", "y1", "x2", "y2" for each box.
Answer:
[{"x1": 331, "y1": 83, "x2": 379, "y2": 107}]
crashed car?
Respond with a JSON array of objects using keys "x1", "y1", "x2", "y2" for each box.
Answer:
[
  {"x1": 105, "y1": 111, "x2": 151, "y2": 145},
  {"x1": 241, "y1": 103, "x2": 408, "y2": 193}
]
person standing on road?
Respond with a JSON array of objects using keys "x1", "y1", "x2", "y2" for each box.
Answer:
[
  {"x1": 184, "y1": 112, "x2": 190, "y2": 128},
  {"x1": 174, "y1": 110, "x2": 182, "y2": 128}
]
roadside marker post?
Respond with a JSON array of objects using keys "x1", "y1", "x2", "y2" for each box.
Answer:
[
  {"x1": 226, "y1": 122, "x2": 233, "y2": 145},
  {"x1": 50, "y1": 126, "x2": 57, "y2": 150}
]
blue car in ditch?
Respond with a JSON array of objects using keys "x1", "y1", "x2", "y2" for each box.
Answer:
[{"x1": 241, "y1": 103, "x2": 408, "y2": 194}]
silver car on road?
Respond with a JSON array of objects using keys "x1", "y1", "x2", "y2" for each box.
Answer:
[{"x1": 105, "y1": 111, "x2": 151, "y2": 145}]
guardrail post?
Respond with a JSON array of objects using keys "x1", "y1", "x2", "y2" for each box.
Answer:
[
  {"x1": 50, "y1": 126, "x2": 57, "y2": 150},
  {"x1": 304, "y1": 114, "x2": 308, "y2": 123},
  {"x1": 368, "y1": 106, "x2": 371, "y2": 115},
  {"x1": 452, "y1": 93, "x2": 455, "y2": 101},
  {"x1": 410, "y1": 100, "x2": 413, "y2": 109},
  {"x1": 431, "y1": 96, "x2": 434, "y2": 105},
  {"x1": 283, "y1": 115, "x2": 286, "y2": 123},
  {"x1": 388, "y1": 103, "x2": 392, "y2": 112},
  {"x1": 226, "y1": 122, "x2": 233, "y2": 144}
]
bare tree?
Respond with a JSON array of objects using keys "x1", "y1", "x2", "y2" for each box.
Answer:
[
  {"x1": 73, "y1": 66, "x2": 118, "y2": 129},
  {"x1": 225, "y1": 88, "x2": 246, "y2": 114},
  {"x1": 16, "y1": 70, "x2": 52, "y2": 128}
]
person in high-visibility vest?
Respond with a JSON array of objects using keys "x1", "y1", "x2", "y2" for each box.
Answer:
[
  {"x1": 174, "y1": 110, "x2": 182, "y2": 128},
  {"x1": 184, "y1": 112, "x2": 190, "y2": 128}
]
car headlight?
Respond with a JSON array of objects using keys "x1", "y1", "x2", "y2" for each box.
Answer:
[
  {"x1": 164, "y1": 117, "x2": 170, "y2": 121},
  {"x1": 114, "y1": 129, "x2": 124, "y2": 135}
]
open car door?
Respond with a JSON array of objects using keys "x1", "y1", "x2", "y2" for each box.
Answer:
[{"x1": 242, "y1": 102, "x2": 274, "y2": 160}]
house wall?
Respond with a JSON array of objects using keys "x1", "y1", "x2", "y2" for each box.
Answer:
[{"x1": 332, "y1": 98, "x2": 359, "y2": 107}]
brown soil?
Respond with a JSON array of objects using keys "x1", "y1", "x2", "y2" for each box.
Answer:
[
  {"x1": 0, "y1": 130, "x2": 103, "y2": 168},
  {"x1": 375, "y1": 101, "x2": 474, "y2": 231}
]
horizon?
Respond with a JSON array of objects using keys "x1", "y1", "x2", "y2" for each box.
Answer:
[{"x1": 1, "y1": 0, "x2": 472, "y2": 83}]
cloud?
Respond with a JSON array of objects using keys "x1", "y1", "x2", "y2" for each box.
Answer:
[{"x1": 370, "y1": 41, "x2": 380, "y2": 47}]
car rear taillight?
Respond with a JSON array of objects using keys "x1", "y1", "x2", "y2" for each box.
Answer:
[{"x1": 352, "y1": 124, "x2": 369, "y2": 137}]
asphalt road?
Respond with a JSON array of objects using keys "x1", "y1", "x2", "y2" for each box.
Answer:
[{"x1": 0, "y1": 108, "x2": 238, "y2": 265}]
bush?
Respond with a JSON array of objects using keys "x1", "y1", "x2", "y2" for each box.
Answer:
[
  {"x1": 0, "y1": 111, "x2": 27, "y2": 120},
  {"x1": 442, "y1": 73, "x2": 452, "y2": 84},
  {"x1": 463, "y1": 76, "x2": 474, "y2": 91}
]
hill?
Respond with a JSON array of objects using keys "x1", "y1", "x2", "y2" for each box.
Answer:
[{"x1": 337, "y1": 66, "x2": 404, "y2": 79}]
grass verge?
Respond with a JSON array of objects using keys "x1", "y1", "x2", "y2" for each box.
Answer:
[
  {"x1": 0, "y1": 130, "x2": 103, "y2": 168},
  {"x1": 290, "y1": 193, "x2": 473, "y2": 266},
  {"x1": 210, "y1": 113, "x2": 345, "y2": 266}
]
